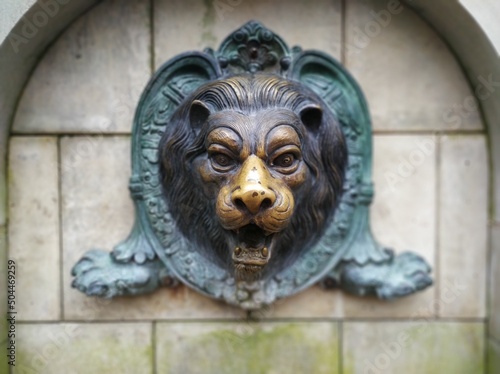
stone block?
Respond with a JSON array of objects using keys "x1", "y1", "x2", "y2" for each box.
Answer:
[
  {"x1": 370, "y1": 135, "x2": 436, "y2": 267},
  {"x1": 8, "y1": 137, "x2": 60, "y2": 320},
  {"x1": 0, "y1": 225, "x2": 7, "y2": 372},
  {"x1": 489, "y1": 339, "x2": 500, "y2": 374},
  {"x1": 0, "y1": 226, "x2": 6, "y2": 314},
  {"x1": 343, "y1": 321, "x2": 485, "y2": 374},
  {"x1": 490, "y1": 223, "x2": 500, "y2": 340},
  {"x1": 439, "y1": 135, "x2": 488, "y2": 317},
  {"x1": 12, "y1": 0, "x2": 151, "y2": 134},
  {"x1": 156, "y1": 321, "x2": 340, "y2": 374},
  {"x1": 15, "y1": 323, "x2": 152, "y2": 374},
  {"x1": 346, "y1": 0, "x2": 482, "y2": 131}
]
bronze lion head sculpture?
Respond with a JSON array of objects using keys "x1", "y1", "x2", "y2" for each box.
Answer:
[
  {"x1": 71, "y1": 21, "x2": 432, "y2": 308},
  {"x1": 160, "y1": 73, "x2": 347, "y2": 282}
]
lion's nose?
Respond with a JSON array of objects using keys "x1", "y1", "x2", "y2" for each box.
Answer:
[
  {"x1": 232, "y1": 156, "x2": 277, "y2": 215},
  {"x1": 232, "y1": 185, "x2": 276, "y2": 214}
]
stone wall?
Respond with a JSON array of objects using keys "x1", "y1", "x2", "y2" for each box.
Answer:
[{"x1": 7, "y1": 0, "x2": 489, "y2": 373}]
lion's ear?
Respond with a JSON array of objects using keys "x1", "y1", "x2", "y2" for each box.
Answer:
[
  {"x1": 300, "y1": 104, "x2": 323, "y2": 132},
  {"x1": 189, "y1": 100, "x2": 211, "y2": 130}
]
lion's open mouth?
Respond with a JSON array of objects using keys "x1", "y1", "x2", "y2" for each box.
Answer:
[{"x1": 232, "y1": 224, "x2": 273, "y2": 281}]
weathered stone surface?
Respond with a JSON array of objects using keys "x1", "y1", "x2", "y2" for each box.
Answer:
[
  {"x1": 0, "y1": 164, "x2": 5, "y2": 226},
  {"x1": 12, "y1": 0, "x2": 151, "y2": 134},
  {"x1": 0, "y1": 225, "x2": 7, "y2": 371},
  {"x1": 370, "y1": 135, "x2": 436, "y2": 271},
  {"x1": 490, "y1": 224, "x2": 500, "y2": 340},
  {"x1": 62, "y1": 136, "x2": 243, "y2": 319},
  {"x1": 439, "y1": 135, "x2": 488, "y2": 317},
  {"x1": 154, "y1": 0, "x2": 341, "y2": 67},
  {"x1": 8, "y1": 137, "x2": 60, "y2": 320},
  {"x1": 343, "y1": 322, "x2": 485, "y2": 373},
  {"x1": 489, "y1": 339, "x2": 500, "y2": 374},
  {"x1": 15, "y1": 323, "x2": 152, "y2": 374},
  {"x1": 156, "y1": 322, "x2": 339, "y2": 374},
  {"x1": 346, "y1": 0, "x2": 482, "y2": 131}
]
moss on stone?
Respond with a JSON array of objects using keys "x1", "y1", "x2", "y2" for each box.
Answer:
[
  {"x1": 15, "y1": 329, "x2": 152, "y2": 374},
  {"x1": 160, "y1": 322, "x2": 339, "y2": 374},
  {"x1": 488, "y1": 339, "x2": 500, "y2": 374}
]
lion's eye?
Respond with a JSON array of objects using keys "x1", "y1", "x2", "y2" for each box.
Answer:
[
  {"x1": 214, "y1": 154, "x2": 231, "y2": 166},
  {"x1": 273, "y1": 153, "x2": 296, "y2": 168},
  {"x1": 210, "y1": 153, "x2": 235, "y2": 171}
]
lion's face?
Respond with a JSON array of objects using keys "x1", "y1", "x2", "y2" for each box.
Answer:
[
  {"x1": 160, "y1": 74, "x2": 346, "y2": 283},
  {"x1": 192, "y1": 108, "x2": 312, "y2": 281}
]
